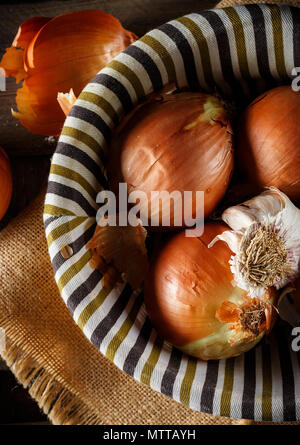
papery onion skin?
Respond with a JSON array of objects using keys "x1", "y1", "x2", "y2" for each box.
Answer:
[
  {"x1": 57, "y1": 89, "x2": 77, "y2": 116},
  {"x1": 144, "y1": 222, "x2": 277, "y2": 360},
  {"x1": 0, "y1": 147, "x2": 13, "y2": 220},
  {"x1": 0, "y1": 11, "x2": 137, "y2": 136},
  {"x1": 87, "y1": 218, "x2": 149, "y2": 290},
  {"x1": 108, "y1": 91, "x2": 233, "y2": 229},
  {"x1": 237, "y1": 86, "x2": 300, "y2": 203}
]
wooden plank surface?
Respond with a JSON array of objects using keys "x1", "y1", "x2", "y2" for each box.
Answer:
[{"x1": 0, "y1": 0, "x2": 218, "y2": 424}]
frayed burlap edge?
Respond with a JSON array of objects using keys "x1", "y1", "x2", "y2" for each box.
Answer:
[
  {"x1": 1, "y1": 333, "x2": 299, "y2": 425},
  {"x1": 0, "y1": 337, "x2": 102, "y2": 425},
  {"x1": 0, "y1": 336, "x2": 252, "y2": 425}
]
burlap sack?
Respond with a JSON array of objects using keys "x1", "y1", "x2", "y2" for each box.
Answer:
[{"x1": 1, "y1": 0, "x2": 299, "y2": 426}]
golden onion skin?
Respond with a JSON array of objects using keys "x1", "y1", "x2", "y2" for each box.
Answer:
[
  {"x1": 107, "y1": 91, "x2": 233, "y2": 229},
  {"x1": 237, "y1": 86, "x2": 300, "y2": 203},
  {"x1": 144, "y1": 223, "x2": 276, "y2": 360}
]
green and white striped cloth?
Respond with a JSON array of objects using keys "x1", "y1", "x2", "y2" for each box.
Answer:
[{"x1": 44, "y1": 3, "x2": 300, "y2": 421}]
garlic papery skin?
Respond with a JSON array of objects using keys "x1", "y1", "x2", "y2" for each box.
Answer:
[{"x1": 209, "y1": 188, "x2": 300, "y2": 299}]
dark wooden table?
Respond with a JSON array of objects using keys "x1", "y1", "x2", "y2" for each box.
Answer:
[{"x1": 0, "y1": 0, "x2": 218, "y2": 424}]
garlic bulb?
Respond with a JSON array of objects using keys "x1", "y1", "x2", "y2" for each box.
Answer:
[{"x1": 209, "y1": 188, "x2": 300, "y2": 299}]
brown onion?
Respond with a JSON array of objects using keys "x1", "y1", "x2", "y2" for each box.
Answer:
[
  {"x1": 144, "y1": 222, "x2": 277, "y2": 360},
  {"x1": 108, "y1": 90, "x2": 233, "y2": 229},
  {"x1": 236, "y1": 86, "x2": 300, "y2": 202}
]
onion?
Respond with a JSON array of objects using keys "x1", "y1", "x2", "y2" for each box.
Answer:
[
  {"x1": 236, "y1": 86, "x2": 300, "y2": 202},
  {"x1": 0, "y1": 11, "x2": 137, "y2": 135},
  {"x1": 108, "y1": 89, "x2": 233, "y2": 229},
  {"x1": 144, "y1": 222, "x2": 277, "y2": 360},
  {"x1": 0, "y1": 147, "x2": 13, "y2": 220}
]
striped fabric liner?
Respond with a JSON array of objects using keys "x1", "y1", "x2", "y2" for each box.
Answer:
[{"x1": 44, "y1": 4, "x2": 300, "y2": 421}]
